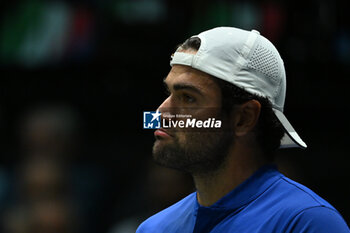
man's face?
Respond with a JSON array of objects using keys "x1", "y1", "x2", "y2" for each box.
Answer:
[{"x1": 152, "y1": 64, "x2": 234, "y2": 175}]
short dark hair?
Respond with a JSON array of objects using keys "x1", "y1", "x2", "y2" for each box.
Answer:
[
  {"x1": 178, "y1": 37, "x2": 285, "y2": 160},
  {"x1": 178, "y1": 37, "x2": 202, "y2": 51},
  {"x1": 215, "y1": 78, "x2": 285, "y2": 160}
]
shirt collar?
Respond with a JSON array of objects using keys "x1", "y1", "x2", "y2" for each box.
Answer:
[
  {"x1": 209, "y1": 164, "x2": 282, "y2": 209},
  {"x1": 192, "y1": 165, "x2": 282, "y2": 232}
]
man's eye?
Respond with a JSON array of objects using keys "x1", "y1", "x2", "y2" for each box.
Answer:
[{"x1": 183, "y1": 93, "x2": 196, "y2": 103}]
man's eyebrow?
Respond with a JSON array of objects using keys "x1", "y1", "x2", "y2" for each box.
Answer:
[
  {"x1": 163, "y1": 78, "x2": 204, "y2": 96},
  {"x1": 172, "y1": 83, "x2": 204, "y2": 96}
]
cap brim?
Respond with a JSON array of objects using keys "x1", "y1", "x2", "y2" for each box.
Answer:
[{"x1": 273, "y1": 109, "x2": 307, "y2": 149}]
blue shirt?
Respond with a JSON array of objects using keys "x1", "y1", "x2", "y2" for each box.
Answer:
[{"x1": 136, "y1": 165, "x2": 350, "y2": 233}]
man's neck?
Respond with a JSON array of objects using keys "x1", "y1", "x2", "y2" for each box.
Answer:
[{"x1": 193, "y1": 144, "x2": 267, "y2": 207}]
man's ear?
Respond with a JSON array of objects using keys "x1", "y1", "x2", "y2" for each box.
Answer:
[{"x1": 231, "y1": 100, "x2": 261, "y2": 137}]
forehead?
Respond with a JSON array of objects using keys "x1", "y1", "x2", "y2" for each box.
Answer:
[{"x1": 164, "y1": 65, "x2": 219, "y2": 91}]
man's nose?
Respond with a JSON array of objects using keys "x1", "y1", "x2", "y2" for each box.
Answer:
[{"x1": 158, "y1": 96, "x2": 174, "y2": 120}]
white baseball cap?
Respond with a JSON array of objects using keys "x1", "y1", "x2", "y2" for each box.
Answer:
[{"x1": 170, "y1": 26, "x2": 307, "y2": 149}]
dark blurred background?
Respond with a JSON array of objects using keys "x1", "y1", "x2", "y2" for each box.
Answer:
[{"x1": 0, "y1": 0, "x2": 349, "y2": 232}]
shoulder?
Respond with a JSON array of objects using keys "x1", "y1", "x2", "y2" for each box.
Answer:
[
  {"x1": 136, "y1": 192, "x2": 196, "y2": 233},
  {"x1": 269, "y1": 175, "x2": 335, "y2": 210},
  {"x1": 286, "y1": 206, "x2": 350, "y2": 233},
  {"x1": 269, "y1": 176, "x2": 349, "y2": 232}
]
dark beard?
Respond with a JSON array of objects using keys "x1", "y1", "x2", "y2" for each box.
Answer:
[{"x1": 152, "y1": 130, "x2": 233, "y2": 176}]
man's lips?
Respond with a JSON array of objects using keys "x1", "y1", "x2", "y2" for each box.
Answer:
[{"x1": 154, "y1": 128, "x2": 173, "y2": 138}]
